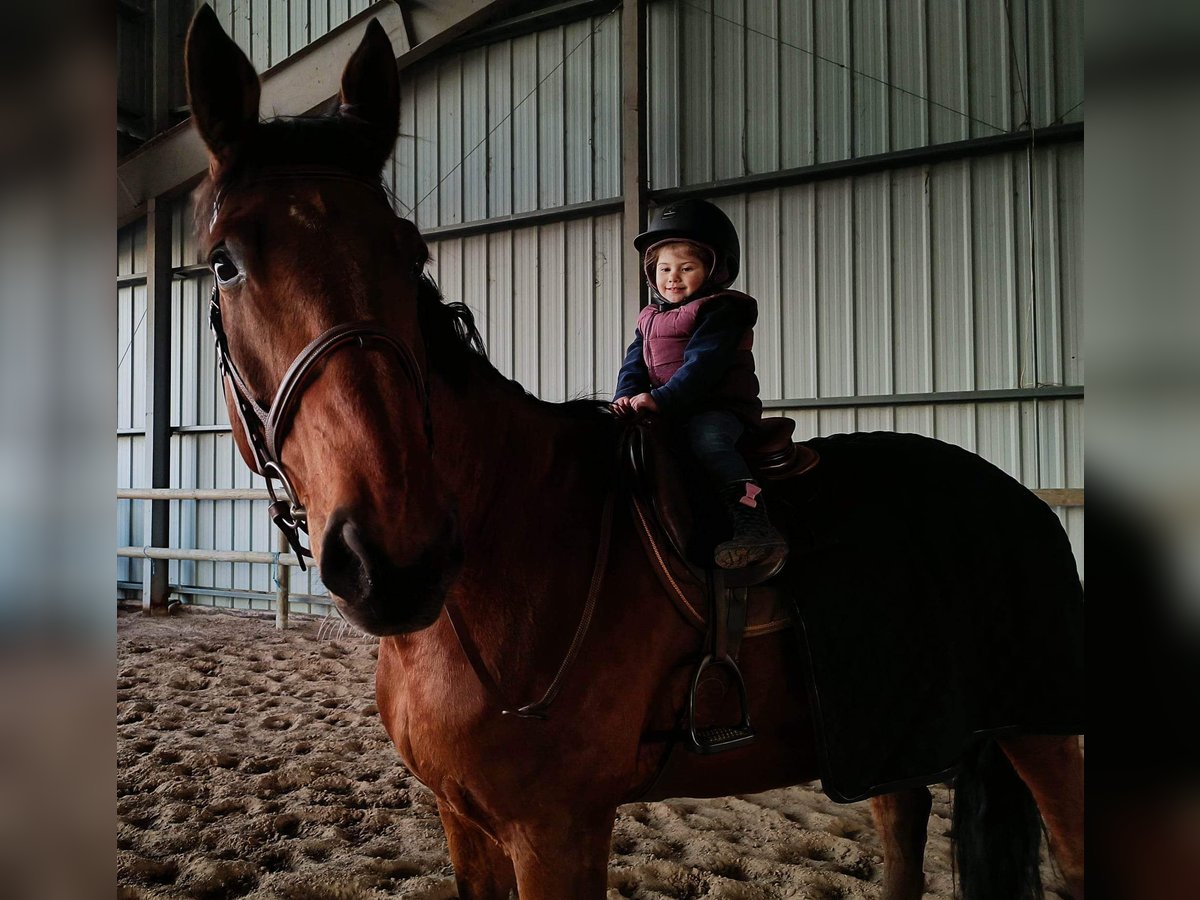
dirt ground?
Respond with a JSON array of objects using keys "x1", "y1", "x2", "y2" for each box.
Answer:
[{"x1": 117, "y1": 604, "x2": 1070, "y2": 899}]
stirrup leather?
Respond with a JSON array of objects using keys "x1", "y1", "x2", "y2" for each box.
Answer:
[{"x1": 685, "y1": 571, "x2": 756, "y2": 754}]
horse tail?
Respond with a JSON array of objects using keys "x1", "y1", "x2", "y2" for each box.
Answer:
[{"x1": 952, "y1": 739, "x2": 1043, "y2": 900}]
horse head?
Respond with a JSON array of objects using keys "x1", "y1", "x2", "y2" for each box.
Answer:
[{"x1": 185, "y1": 5, "x2": 462, "y2": 636}]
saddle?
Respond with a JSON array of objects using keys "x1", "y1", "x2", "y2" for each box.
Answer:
[{"x1": 625, "y1": 417, "x2": 819, "y2": 753}]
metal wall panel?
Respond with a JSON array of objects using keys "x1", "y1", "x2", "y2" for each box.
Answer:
[
  {"x1": 390, "y1": 13, "x2": 622, "y2": 229},
  {"x1": 700, "y1": 144, "x2": 1081, "y2": 409},
  {"x1": 647, "y1": 0, "x2": 1085, "y2": 189}
]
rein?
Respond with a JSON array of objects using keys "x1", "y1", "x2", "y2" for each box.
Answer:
[
  {"x1": 207, "y1": 168, "x2": 432, "y2": 568},
  {"x1": 445, "y1": 451, "x2": 619, "y2": 720}
]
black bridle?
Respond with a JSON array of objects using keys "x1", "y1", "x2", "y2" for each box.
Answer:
[{"x1": 206, "y1": 169, "x2": 432, "y2": 569}]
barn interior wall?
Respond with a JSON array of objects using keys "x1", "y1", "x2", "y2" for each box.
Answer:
[
  {"x1": 117, "y1": 1, "x2": 1084, "y2": 610},
  {"x1": 647, "y1": 0, "x2": 1083, "y2": 189}
]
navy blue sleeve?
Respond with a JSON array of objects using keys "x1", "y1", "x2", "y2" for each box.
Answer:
[
  {"x1": 650, "y1": 298, "x2": 756, "y2": 414},
  {"x1": 613, "y1": 329, "x2": 650, "y2": 400}
]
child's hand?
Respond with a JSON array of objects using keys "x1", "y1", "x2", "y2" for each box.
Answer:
[
  {"x1": 610, "y1": 396, "x2": 636, "y2": 419},
  {"x1": 630, "y1": 393, "x2": 660, "y2": 416}
]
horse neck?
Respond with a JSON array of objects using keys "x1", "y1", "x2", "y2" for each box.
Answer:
[
  {"x1": 424, "y1": 362, "x2": 619, "y2": 686},
  {"x1": 434, "y1": 352, "x2": 614, "y2": 578},
  {"x1": 430, "y1": 367, "x2": 614, "y2": 531}
]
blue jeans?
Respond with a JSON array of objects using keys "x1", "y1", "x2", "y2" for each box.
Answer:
[{"x1": 687, "y1": 411, "x2": 752, "y2": 484}]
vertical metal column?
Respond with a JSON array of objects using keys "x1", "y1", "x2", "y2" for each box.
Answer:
[
  {"x1": 142, "y1": 197, "x2": 173, "y2": 614},
  {"x1": 621, "y1": 0, "x2": 649, "y2": 315}
]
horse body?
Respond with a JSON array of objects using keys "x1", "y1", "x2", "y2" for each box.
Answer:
[
  {"x1": 368, "y1": 376, "x2": 825, "y2": 896},
  {"x1": 368, "y1": 363, "x2": 819, "y2": 832},
  {"x1": 182, "y1": 7, "x2": 1083, "y2": 898}
]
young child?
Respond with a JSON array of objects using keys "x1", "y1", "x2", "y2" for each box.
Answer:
[{"x1": 612, "y1": 199, "x2": 787, "y2": 570}]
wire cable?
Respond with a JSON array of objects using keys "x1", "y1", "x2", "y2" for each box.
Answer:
[{"x1": 117, "y1": 308, "x2": 148, "y2": 373}]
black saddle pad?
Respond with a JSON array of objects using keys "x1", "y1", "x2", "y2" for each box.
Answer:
[{"x1": 775, "y1": 432, "x2": 1085, "y2": 803}]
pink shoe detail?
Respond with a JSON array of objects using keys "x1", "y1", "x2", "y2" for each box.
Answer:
[{"x1": 738, "y1": 483, "x2": 762, "y2": 508}]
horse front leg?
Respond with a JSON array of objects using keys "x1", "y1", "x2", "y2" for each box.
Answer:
[
  {"x1": 1000, "y1": 733, "x2": 1085, "y2": 898},
  {"x1": 869, "y1": 786, "x2": 932, "y2": 900},
  {"x1": 504, "y1": 806, "x2": 617, "y2": 899},
  {"x1": 437, "y1": 800, "x2": 518, "y2": 900}
]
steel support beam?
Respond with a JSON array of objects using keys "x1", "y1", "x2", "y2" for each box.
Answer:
[
  {"x1": 621, "y1": 0, "x2": 648, "y2": 329},
  {"x1": 142, "y1": 197, "x2": 173, "y2": 615},
  {"x1": 762, "y1": 384, "x2": 1084, "y2": 410},
  {"x1": 649, "y1": 122, "x2": 1084, "y2": 204},
  {"x1": 117, "y1": 0, "x2": 519, "y2": 225},
  {"x1": 420, "y1": 197, "x2": 623, "y2": 241}
]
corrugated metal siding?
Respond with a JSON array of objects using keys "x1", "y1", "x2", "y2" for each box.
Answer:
[
  {"x1": 391, "y1": 13, "x2": 621, "y2": 229},
  {"x1": 647, "y1": 0, "x2": 1085, "y2": 189},
  {"x1": 705, "y1": 144, "x2": 1081, "y2": 407}
]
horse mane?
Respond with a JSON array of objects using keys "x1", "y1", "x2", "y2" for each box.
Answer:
[{"x1": 414, "y1": 273, "x2": 612, "y2": 421}]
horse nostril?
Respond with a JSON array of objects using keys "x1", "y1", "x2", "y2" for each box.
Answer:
[{"x1": 320, "y1": 511, "x2": 374, "y2": 604}]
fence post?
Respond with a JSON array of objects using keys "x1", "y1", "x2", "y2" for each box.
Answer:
[{"x1": 275, "y1": 528, "x2": 290, "y2": 630}]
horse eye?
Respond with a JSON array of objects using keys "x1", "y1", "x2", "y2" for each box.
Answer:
[{"x1": 211, "y1": 250, "x2": 240, "y2": 285}]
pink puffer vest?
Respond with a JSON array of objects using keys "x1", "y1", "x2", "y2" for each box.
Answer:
[{"x1": 637, "y1": 290, "x2": 761, "y2": 422}]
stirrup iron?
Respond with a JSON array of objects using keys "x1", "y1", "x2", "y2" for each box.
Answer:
[{"x1": 686, "y1": 653, "x2": 756, "y2": 754}]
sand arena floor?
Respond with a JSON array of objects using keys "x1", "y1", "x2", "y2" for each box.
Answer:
[{"x1": 117, "y1": 604, "x2": 1070, "y2": 899}]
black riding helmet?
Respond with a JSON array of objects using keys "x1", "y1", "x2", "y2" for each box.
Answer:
[{"x1": 635, "y1": 199, "x2": 740, "y2": 290}]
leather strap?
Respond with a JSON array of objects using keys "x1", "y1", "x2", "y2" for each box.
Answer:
[
  {"x1": 727, "y1": 585, "x2": 748, "y2": 659},
  {"x1": 264, "y1": 321, "x2": 424, "y2": 463},
  {"x1": 711, "y1": 568, "x2": 729, "y2": 660},
  {"x1": 445, "y1": 462, "x2": 617, "y2": 720}
]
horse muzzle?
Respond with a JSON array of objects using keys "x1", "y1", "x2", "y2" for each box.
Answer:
[{"x1": 319, "y1": 508, "x2": 462, "y2": 636}]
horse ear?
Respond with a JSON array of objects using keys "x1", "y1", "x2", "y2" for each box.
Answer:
[
  {"x1": 185, "y1": 4, "x2": 260, "y2": 168},
  {"x1": 338, "y1": 20, "x2": 400, "y2": 168}
]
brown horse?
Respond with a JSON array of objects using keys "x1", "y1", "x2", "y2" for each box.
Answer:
[{"x1": 184, "y1": 8, "x2": 1084, "y2": 899}]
